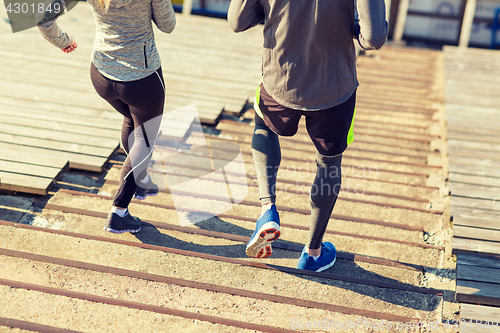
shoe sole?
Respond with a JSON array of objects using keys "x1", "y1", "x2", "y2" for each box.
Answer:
[
  {"x1": 134, "y1": 192, "x2": 159, "y2": 200},
  {"x1": 103, "y1": 226, "x2": 142, "y2": 234},
  {"x1": 315, "y1": 256, "x2": 337, "y2": 272},
  {"x1": 246, "y1": 222, "x2": 280, "y2": 258}
]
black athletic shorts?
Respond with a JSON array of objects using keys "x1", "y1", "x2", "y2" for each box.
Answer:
[{"x1": 255, "y1": 83, "x2": 356, "y2": 156}]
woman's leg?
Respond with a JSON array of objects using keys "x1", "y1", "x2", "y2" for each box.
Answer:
[
  {"x1": 90, "y1": 64, "x2": 165, "y2": 233},
  {"x1": 112, "y1": 68, "x2": 165, "y2": 209}
]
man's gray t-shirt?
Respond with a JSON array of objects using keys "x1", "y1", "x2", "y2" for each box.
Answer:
[{"x1": 228, "y1": 0, "x2": 388, "y2": 111}]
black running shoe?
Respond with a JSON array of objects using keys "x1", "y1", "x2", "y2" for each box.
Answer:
[
  {"x1": 104, "y1": 211, "x2": 142, "y2": 234},
  {"x1": 134, "y1": 180, "x2": 159, "y2": 200}
]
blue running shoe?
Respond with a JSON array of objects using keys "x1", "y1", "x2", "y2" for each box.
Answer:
[
  {"x1": 246, "y1": 205, "x2": 281, "y2": 258},
  {"x1": 296, "y1": 242, "x2": 336, "y2": 272}
]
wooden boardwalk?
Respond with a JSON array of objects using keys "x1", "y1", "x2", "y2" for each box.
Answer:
[
  {"x1": 0, "y1": 4, "x2": 262, "y2": 195},
  {"x1": 444, "y1": 46, "x2": 500, "y2": 330}
]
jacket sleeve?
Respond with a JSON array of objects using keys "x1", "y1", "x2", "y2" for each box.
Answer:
[
  {"x1": 356, "y1": 0, "x2": 388, "y2": 50},
  {"x1": 228, "y1": 0, "x2": 264, "y2": 33},
  {"x1": 152, "y1": 0, "x2": 176, "y2": 33},
  {"x1": 36, "y1": 0, "x2": 73, "y2": 49},
  {"x1": 37, "y1": 19, "x2": 72, "y2": 49}
]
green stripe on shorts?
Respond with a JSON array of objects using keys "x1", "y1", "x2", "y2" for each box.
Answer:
[
  {"x1": 347, "y1": 107, "x2": 356, "y2": 145},
  {"x1": 254, "y1": 84, "x2": 264, "y2": 120}
]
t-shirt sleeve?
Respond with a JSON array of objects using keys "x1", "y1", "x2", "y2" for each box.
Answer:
[
  {"x1": 152, "y1": 0, "x2": 176, "y2": 33},
  {"x1": 37, "y1": 19, "x2": 72, "y2": 49},
  {"x1": 356, "y1": 0, "x2": 388, "y2": 50},
  {"x1": 228, "y1": 0, "x2": 264, "y2": 33}
]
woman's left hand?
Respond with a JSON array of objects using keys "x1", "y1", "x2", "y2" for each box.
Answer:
[{"x1": 61, "y1": 38, "x2": 78, "y2": 53}]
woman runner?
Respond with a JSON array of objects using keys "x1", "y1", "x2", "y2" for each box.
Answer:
[{"x1": 38, "y1": 0, "x2": 176, "y2": 233}]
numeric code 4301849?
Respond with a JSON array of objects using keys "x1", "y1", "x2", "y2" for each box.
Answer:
[{"x1": 5, "y1": 1, "x2": 62, "y2": 14}]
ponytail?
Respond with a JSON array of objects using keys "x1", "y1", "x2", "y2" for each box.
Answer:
[{"x1": 96, "y1": 0, "x2": 112, "y2": 12}]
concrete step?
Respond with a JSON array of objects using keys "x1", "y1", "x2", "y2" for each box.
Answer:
[
  {"x1": 215, "y1": 121, "x2": 435, "y2": 152},
  {"x1": 0, "y1": 280, "x2": 263, "y2": 333},
  {"x1": 21, "y1": 206, "x2": 426, "y2": 287},
  {"x1": 184, "y1": 134, "x2": 442, "y2": 180},
  {"x1": 104, "y1": 162, "x2": 436, "y2": 213},
  {"x1": 210, "y1": 127, "x2": 430, "y2": 165},
  {"x1": 47, "y1": 190, "x2": 444, "y2": 268},
  {"x1": 0, "y1": 221, "x2": 443, "y2": 325},
  {"x1": 131, "y1": 156, "x2": 439, "y2": 199},
  {"x1": 102, "y1": 164, "x2": 443, "y2": 232},
  {"x1": 1, "y1": 252, "x2": 421, "y2": 333}
]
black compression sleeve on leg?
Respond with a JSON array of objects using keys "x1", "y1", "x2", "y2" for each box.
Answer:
[
  {"x1": 307, "y1": 152, "x2": 342, "y2": 250},
  {"x1": 251, "y1": 114, "x2": 281, "y2": 205}
]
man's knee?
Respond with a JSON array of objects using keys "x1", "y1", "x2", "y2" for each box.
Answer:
[{"x1": 316, "y1": 152, "x2": 342, "y2": 168}]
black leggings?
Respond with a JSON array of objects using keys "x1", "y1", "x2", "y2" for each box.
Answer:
[{"x1": 90, "y1": 63, "x2": 165, "y2": 208}]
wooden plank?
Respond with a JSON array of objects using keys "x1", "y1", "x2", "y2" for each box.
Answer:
[
  {"x1": 448, "y1": 148, "x2": 500, "y2": 163},
  {"x1": 450, "y1": 173, "x2": 500, "y2": 188},
  {"x1": 445, "y1": 44, "x2": 500, "y2": 56},
  {"x1": 2, "y1": 62, "x2": 95, "y2": 92},
  {"x1": 0, "y1": 113, "x2": 120, "y2": 140},
  {"x1": 449, "y1": 156, "x2": 500, "y2": 170},
  {"x1": 445, "y1": 63, "x2": 500, "y2": 72},
  {"x1": 0, "y1": 96, "x2": 122, "y2": 121},
  {"x1": 0, "y1": 160, "x2": 64, "y2": 180},
  {"x1": 460, "y1": 324, "x2": 498, "y2": 333},
  {"x1": 0, "y1": 142, "x2": 112, "y2": 173},
  {"x1": 456, "y1": 280, "x2": 500, "y2": 307},
  {"x1": 453, "y1": 237, "x2": 500, "y2": 256},
  {"x1": 461, "y1": 303, "x2": 500, "y2": 328},
  {"x1": 449, "y1": 164, "x2": 500, "y2": 178},
  {"x1": 454, "y1": 216, "x2": 500, "y2": 232},
  {"x1": 451, "y1": 196, "x2": 500, "y2": 212},
  {"x1": 0, "y1": 52, "x2": 250, "y2": 116},
  {"x1": 0, "y1": 147, "x2": 68, "y2": 169},
  {"x1": 446, "y1": 104, "x2": 500, "y2": 119},
  {"x1": 0, "y1": 104, "x2": 122, "y2": 131},
  {"x1": 0, "y1": 171, "x2": 55, "y2": 195},
  {"x1": 445, "y1": 59, "x2": 500, "y2": 70},
  {"x1": 458, "y1": 252, "x2": 500, "y2": 270},
  {"x1": 447, "y1": 120, "x2": 500, "y2": 136},
  {"x1": 446, "y1": 80, "x2": 500, "y2": 92},
  {"x1": 0, "y1": 80, "x2": 112, "y2": 111},
  {"x1": 448, "y1": 95, "x2": 500, "y2": 107},
  {"x1": 0, "y1": 123, "x2": 118, "y2": 149},
  {"x1": 443, "y1": 45, "x2": 498, "y2": 57},
  {"x1": 450, "y1": 183, "x2": 500, "y2": 201},
  {"x1": 445, "y1": 75, "x2": 500, "y2": 88},
  {"x1": 452, "y1": 206, "x2": 500, "y2": 220},
  {"x1": 454, "y1": 225, "x2": 500, "y2": 243},
  {"x1": 457, "y1": 262, "x2": 500, "y2": 285},
  {"x1": 448, "y1": 131, "x2": 500, "y2": 145},
  {"x1": 0, "y1": 132, "x2": 115, "y2": 158},
  {"x1": 461, "y1": 303, "x2": 500, "y2": 321}
]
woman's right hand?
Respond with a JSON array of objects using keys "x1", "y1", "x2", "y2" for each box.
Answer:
[{"x1": 62, "y1": 38, "x2": 78, "y2": 53}]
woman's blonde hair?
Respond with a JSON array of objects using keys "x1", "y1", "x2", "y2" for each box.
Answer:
[{"x1": 96, "y1": 0, "x2": 112, "y2": 12}]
